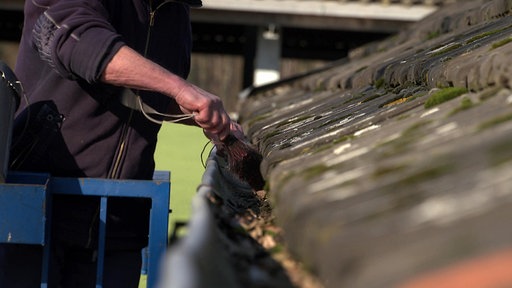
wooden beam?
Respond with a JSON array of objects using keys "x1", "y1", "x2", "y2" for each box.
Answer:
[{"x1": 192, "y1": 0, "x2": 437, "y2": 33}]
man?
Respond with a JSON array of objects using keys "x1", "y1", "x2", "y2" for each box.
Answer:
[{"x1": 0, "y1": 0, "x2": 240, "y2": 287}]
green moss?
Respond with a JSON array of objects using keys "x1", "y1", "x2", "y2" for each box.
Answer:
[
  {"x1": 362, "y1": 163, "x2": 454, "y2": 223},
  {"x1": 279, "y1": 142, "x2": 293, "y2": 150},
  {"x1": 491, "y1": 37, "x2": 512, "y2": 50},
  {"x1": 466, "y1": 33, "x2": 492, "y2": 44},
  {"x1": 396, "y1": 114, "x2": 410, "y2": 121},
  {"x1": 465, "y1": 24, "x2": 512, "y2": 45},
  {"x1": 377, "y1": 120, "x2": 431, "y2": 158},
  {"x1": 416, "y1": 48, "x2": 425, "y2": 54},
  {"x1": 373, "y1": 163, "x2": 408, "y2": 179},
  {"x1": 459, "y1": 97, "x2": 473, "y2": 109},
  {"x1": 263, "y1": 181, "x2": 271, "y2": 191},
  {"x1": 361, "y1": 186, "x2": 426, "y2": 223},
  {"x1": 274, "y1": 171, "x2": 296, "y2": 192},
  {"x1": 361, "y1": 93, "x2": 383, "y2": 103},
  {"x1": 478, "y1": 112, "x2": 512, "y2": 131},
  {"x1": 268, "y1": 244, "x2": 284, "y2": 255},
  {"x1": 263, "y1": 229, "x2": 279, "y2": 237},
  {"x1": 262, "y1": 129, "x2": 282, "y2": 142},
  {"x1": 479, "y1": 86, "x2": 502, "y2": 101},
  {"x1": 397, "y1": 163, "x2": 453, "y2": 186},
  {"x1": 374, "y1": 78, "x2": 386, "y2": 89},
  {"x1": 246, "y1": 113, "x2": 271, "y2": 127},
  {"x1": 427, "y1": 30, "x2": 441, "y2": 40},
  {"x1": 489, "y1": 138, "x2": 512, "y2": 167},
  {"x1": 306, "y1": 134, "x2": 354, "y2": 155},
  {"x1": 448, "y1": 97, "x2": 475, "y2": 116},
  {"x1": 342, "y1": 98, "x2": 354, "y2": 105},
  {"x1": 313, "y1": 84, "x2": 325, "y2": 92},
  {"x1": 424, "y1": 87, "x2": 468, "y2": 108},
  {"x1": 430, "y1": 43, "x2": 463, "y2": 57},
  {"x1": 301, "y1": 164, "x2": 330, "y2": 180},
  {"x1": 403, "y1": 120, "x2": 431, "y2": 136},
  {"x1": 343, "y1": 92, "x2": 365, "y2": 104},
  {"x1": 333, "y1": 134, "x2": 354, "y2": 144},
  {"x1": 466, "y1": 27, "x2": 509, "y2": 44}
]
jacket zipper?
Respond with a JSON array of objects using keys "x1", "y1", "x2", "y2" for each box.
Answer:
[
  {"x1": 109, "y1": 0, "x2": 171, "y2": 179},
  {"x1": 86, "y1": 0, "x2": 171, "y2": 248}
]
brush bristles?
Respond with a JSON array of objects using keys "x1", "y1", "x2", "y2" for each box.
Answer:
[{"x1": 220, "y1": 134, "x2": 265, "y2": 190}]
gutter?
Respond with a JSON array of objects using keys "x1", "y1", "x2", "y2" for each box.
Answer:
[{"x1": 156, "y1": 149, "x2": 262, "y2": 288}]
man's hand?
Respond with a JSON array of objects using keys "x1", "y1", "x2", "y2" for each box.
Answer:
[
  {"x1": 101, "y1": 45, "x2": 238, "y2": 140},
  {"x1": 203, "y1": 120, "x2": 245, "y2": 145},
  {"x1": 174, "y1": 83, "x2": 232, "y2": 140}
]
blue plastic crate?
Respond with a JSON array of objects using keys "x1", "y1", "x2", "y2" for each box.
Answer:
[
  {"x1": 0, "y1": 172, "x2": 50, "y2": 245},
  {"x1": 0, "y1": 171, "x2": 171, "y2": 288}
]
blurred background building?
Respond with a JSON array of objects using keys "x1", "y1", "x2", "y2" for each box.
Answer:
[{"x1": 0, "y1": 0, "x2": 454, "y2": 113}]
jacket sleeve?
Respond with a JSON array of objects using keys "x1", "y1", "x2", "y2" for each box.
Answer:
[{"x1": 31, "y1": 0, "x2": 125, "y2": 83}]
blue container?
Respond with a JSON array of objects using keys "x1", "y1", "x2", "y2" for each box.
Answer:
[
  {"x1": 0, "y1": 172, "x2": 49, "y2": 244},
  {"x1": 0, "y1": 61, "x2": 21, "y2": 183}
]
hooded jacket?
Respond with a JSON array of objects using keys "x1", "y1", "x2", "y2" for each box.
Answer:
[{"x1": 11, "y1": 0, "x2": 198, "y2": 249}]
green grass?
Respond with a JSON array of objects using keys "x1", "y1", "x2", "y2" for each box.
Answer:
[
  {"x1": 155, "y1": 123, "x2": 212, "y2": 225},
  {"x1": 139, "y1": 123, "x2": 213, "y2": 288}
]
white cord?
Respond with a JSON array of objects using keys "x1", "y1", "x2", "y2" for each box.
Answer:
[{"x1": 137, "y1": 95, "x2": 195, "y2": 124}]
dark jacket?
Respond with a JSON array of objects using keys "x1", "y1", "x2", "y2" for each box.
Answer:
[{"x1": 11, "y1": 0, "x2": 195, "y2": 249}]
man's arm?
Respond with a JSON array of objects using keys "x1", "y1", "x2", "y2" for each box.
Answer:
[{"x1": 101, "y1": 45, "x2": 232, "y2": 139}]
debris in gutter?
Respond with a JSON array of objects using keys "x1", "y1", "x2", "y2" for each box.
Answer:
[{"x1": 198, "y1": 152, "x2": 323, "y2": 288}]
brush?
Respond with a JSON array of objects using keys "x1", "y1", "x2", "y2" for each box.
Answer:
[{"x1": 218, "y1": 133, "x2": 265, "y2": 191}]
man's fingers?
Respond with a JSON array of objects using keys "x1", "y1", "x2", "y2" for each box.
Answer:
[
  {"x1": 195, "y1": 110, "x2": 226, "y2": 134},
  {"x1": 174, "y1": 83, "x2": 232, "y2": 140}
]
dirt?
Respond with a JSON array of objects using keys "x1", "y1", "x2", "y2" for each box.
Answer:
[{"x1": 209, "y1": 186, "x2": 324, "y2": 288}]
